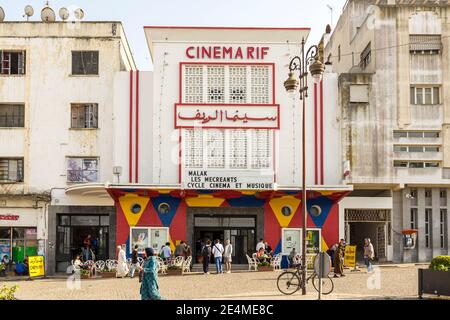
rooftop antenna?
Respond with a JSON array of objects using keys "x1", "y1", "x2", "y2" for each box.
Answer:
[
  {"x1": 327, "y1": 4, "x2": 333, "y2": 26},
  {"x1": 24, "y1": 5, "x2": 34, "y2": 21}
]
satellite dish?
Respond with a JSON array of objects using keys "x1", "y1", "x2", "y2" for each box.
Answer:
[
  {"x1": 0, "y1": 7, "x2": 5, "y2": 22},
  {"x1": 41, "y1": 6, "x2": 56, "y2": 22},
  {"x1": 24, "y1": 5, "x2": 34, "y2": 18},
  {"x1": 59, "y1": 7, "x2": 69, "y2": 21},
  {"x1": 74, "y1": 8, "x2": 84, "y2": 20}
]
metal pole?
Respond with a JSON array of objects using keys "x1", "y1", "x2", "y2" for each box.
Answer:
[
  {"x1": 301, "y1": 81, "x2": 307, "y2": 296},
  {"x1": 318, "y1": 252, "x2": 323, "y2": 300}
]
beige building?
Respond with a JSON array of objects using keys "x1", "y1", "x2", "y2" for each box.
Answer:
[
  {"x1": 325, "y1": 0, "x2": 450, "y2": 262},
  {"x1": 0, "y1": 17, "x2": 136, "y2": 273}
]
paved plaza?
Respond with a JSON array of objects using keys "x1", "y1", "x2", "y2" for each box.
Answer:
[{"x1": 3, "y1": 265, "x2": 424, "y2": 300}]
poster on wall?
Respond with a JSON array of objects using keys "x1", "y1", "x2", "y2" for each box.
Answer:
[
  {"x1": 282, "y1": 228, "x2": 302, "y2": 255},
  {"x1": 130, "y1": 228, "x2": 149, "y2": 254},
  {"x1": 0, "y1": 240, "x2": 10, "y2": 262},
  {"x1": 305, "y1": 229, "x2": 321, "y2": 254},
  {"x1": 150, "y1": 228, "x2": 168, "y2": 253}
]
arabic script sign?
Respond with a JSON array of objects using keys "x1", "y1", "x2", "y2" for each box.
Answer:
[
  {"x1": 175, "y1": 104, "x2": 280, "y2": 129},
  {"x1": 29, "y1": 256, "x2": 45, "y2": 277}
]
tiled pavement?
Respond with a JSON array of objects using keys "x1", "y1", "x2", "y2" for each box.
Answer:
[{"x1": 2, "y1": 265, "x2": 423, "y2": 300}]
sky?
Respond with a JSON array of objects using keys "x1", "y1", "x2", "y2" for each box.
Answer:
[{"x1": 0, "y1": 0, "x2": 347, "y2": 70}]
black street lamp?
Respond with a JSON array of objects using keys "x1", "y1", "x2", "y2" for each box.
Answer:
[{"x1": 284, "y1": 38, "x2": 325, "y2": 295}]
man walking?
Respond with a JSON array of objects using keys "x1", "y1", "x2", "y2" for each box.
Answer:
[
  {"x1": 223, "y1": 239, "x2": 233, "y2": 274},
  {"x1": 130, "y1": 245, "x2": 140, "y2": 278},
  {"x1": 161, "y1": 242, "x2": 172, "y2": 261},
  {"x1": 364, "y1": 238, "x2": 375, "y2": 273},
  {"x1": 212, "y1": 239, "x2": 224, "y2": 274},
  {"x1": 333, "y1": 239, "x2": 346, "y2": 278},
  {"x1": 202, "y1": 240, "x2": 212, "y2": 274}
]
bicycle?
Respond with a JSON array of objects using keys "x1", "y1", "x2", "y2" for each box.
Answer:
[{"x1": 276, "y1": 261, "x2": 334, "y2": 295}]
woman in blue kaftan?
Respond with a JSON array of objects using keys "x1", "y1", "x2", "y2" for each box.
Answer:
[{"x1": 140, "y1": 247, "x2": 163, "y2": 300}]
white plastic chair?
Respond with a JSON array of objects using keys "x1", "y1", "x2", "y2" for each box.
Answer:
[
  {"x1": 173, "y1": 256, "x2": 185, "y2": 268},
  {"x1": 156, "y1": 257, "x2": 168, "y2": 275},
  {"x1": 106, "y1": 259, "x2": 118, "y2": 272},
  {"x1": 246, "y1": 254, "x2": 258, "y2": 271},
  {"x1": 270, "y1": 254, "x2": 282, "y2": 270},
  {"x1": 94, "y1": 260, "x2": 105, "y2": 272},
  {"x1": 182, "y1": 256, "x2": 192, "y2": 274}
]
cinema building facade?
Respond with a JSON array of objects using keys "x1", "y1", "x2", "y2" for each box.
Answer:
[{"x1": 106, "y1": 27, "x2": 352, "y2": 264}]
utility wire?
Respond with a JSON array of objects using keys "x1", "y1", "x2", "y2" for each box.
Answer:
[{"x1": 325, "y1": 34, "x2": 450, "y2": 60}]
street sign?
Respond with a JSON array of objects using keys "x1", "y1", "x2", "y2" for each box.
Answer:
[
  {"x1": 29, "y1": 256, "x2": 45, "y2": 277},
  {"x1": 314, "y1": 252, "x2": 331, "y2": 278},
  {"x1": 344, "y1": 245, "x2": 357, "y2": 268}
]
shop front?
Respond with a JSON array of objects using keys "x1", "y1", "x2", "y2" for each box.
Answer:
[
  {"x1": 0, "y1": 209, "x2": 41, "y2": 265},
  {"x1": 107, "y1": 186, "x2": 351, "y2": 261}
]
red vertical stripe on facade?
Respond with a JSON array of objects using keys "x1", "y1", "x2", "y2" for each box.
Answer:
[
  {"x1": 314, "y1": 83, "x2": 318, "y2": 185},
  {"x1": 179, "y1": 64, "x2": 183, "y2": 184},
  {"x1": 135, "y1": 70, "x2": 140, "y2": 183},
  {"x1": 273, "y1": 130, "x2": 276, "y2": 183},
  {"x1": 320, "y1": 80, "x2": 324, "y2": 185},
  {"x1": 178, "y1": 129, "x2": 182, "y2": 183},
  {"x1": 129, "y1": 71, "x2": 133, "y2": 183}
]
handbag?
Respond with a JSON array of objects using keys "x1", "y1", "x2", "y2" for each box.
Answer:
[{"x1": 138, "y1": 269, "x2": 144, "y2": 283}]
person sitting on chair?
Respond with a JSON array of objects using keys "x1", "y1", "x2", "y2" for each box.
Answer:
[
  {"x1": 15, "y1": 260, "x2": 25, "y2": 276},
  {"x1": 256, "y1": 247, "x2": 268, "y2": 263}
]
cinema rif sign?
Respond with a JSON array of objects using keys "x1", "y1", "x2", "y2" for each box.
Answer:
[
  {"x1": 186, "y1": 46, "x2": 270, "y2": 60},
  {"x1": 175, "y1": 104, "x2": 280, "y2": 129}
]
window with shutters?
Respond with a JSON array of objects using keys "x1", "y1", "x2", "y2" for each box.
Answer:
[
  {"x1": 184, "y1": 129, "x2": 203, "y2": 168},
  {"x1": 181, "y1": 63, "x2": 273, "y2": 172},
  {"x1": 207, "y1": 66, "x2": 225, "y2": 103},
  {"x1": 410, "y1": 35, "x2": 442, "y2": 54},
  {"x1": 0, "y1": 158, "x2": 24, "y2": 183},
  {"x1": 251, "y1": 66, "x2": 270, "y2": 104},
  {"x1": 206, "y1": 130, "x2": 225, "y2": 168},
  {"x1": 184, "y1": 66, "x2": 203, "y2": 104},
  {"x1": 0, "y1": 51, "x2": 26, "y2": 75},
  {"x1": 182, "y1": 63, "x2": 272, "y2": 104},
  {"x1": 229, "y1": 129, "x2": 247, "y2": 169},
  {"x1": 425, "y1": 209, "x2": 432, "y2": 248},
  {"x1": 0, "y1": 104, "x2": 24, "y2": 128},
  {"x1": 71, "y1": 104, "x2": 98, "y2": 129},
  {"x1": 440, "y1": 209, "x2": 447, "y2": 249},
  {"x1": 360, "y1": 43, "x2": 371, "y2": 69},
  {"x1": 229, "y1": 66, "x2": 247, "y2": 104},
  {"x1": 183, "y1": 129, "x2": 272, "y2": 171},
  {"x1": 251, "y1": 130, "x2": 271, "y2": 169},
  {"x1": 72, "y1": 51, "x2": 99, "y2": 75}
]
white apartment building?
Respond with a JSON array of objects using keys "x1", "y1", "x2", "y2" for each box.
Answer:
[
  {"x1": 325, "y1": 0, "x2": 450, "y2": 262},
  {"x1": 0, "y1": 19, "x2": 135, "y2": 273}
]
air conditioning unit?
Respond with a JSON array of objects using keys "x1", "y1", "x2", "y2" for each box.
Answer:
[{"x1": 349, "y1": 85, "x2": 369, "y2": 103}]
